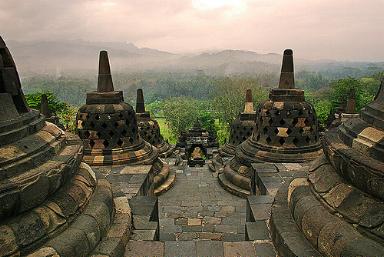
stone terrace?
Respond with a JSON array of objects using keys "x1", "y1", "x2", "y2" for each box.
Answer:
[{"x1": 158, "y1": 164, "x2": 247, "y2": 241}]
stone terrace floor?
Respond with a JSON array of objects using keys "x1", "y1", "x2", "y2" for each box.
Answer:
[{"x1": 158, "y1": 164, "x2": 247, "y2": 241}]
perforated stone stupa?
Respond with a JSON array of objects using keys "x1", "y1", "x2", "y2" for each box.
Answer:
[
  {"x1": 221, "y1": 49, "x2": 322, "y2": 196},
  {"x1": 219, "y1": 89, "x2": 256, "y2": 157},
  {"x1": 328, "y1": 88, "x2": 360, "y2": 129},
  {"x1": 76, "y1": 51, "x2": 158, "y2": 165},
  {"x1": 270, "y1": 79, "x2": 384, "y2": 256},
  {"x1": 136, "y1": 88, "x2": 174, "y2": 157},
  {"x1": 0, "y1": 37, "x2": 130, "y2": 257}
]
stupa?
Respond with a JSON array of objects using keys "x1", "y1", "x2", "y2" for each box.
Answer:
[
  {"x1": 0, "y1": 37, "x2": 128, "y2": 257},
  {"x1": 270, "y1": 79, "x2": 384, "y2": 256},
  {"x1": 136, "y1": 88, "x2": 174, "y2": 157},
  {"x1": 221, "y1": 49, "x2": 322, "y2": 196},
  {"x1": 219, "y1": 89, "x2": 256, "y2": 157},
  {"x1": 328, "y1": 88, "x2": 359, "y2": 129},
  {"x1": 76, "y1": 51, "x2": 158, "y2": 165},
  {"x1": 40, "y1": 93, "x2": 64, "y2": 129}
]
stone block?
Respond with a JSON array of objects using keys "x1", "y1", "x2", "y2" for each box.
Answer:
[
  {"x1": 196, "y1": 240, "x2": 224, "y2": 257},
  {"x1": 125, "y1": 241, "x2": 164, "y2": 257},
  {"x1": 223, "y1": 242, "x2": 256, "y2": 257},
  {"x1": 164, "y1": 241, "x2": 196, "y2": 256},
  {"x1": 253, "y1": 242, "x2": 276, "y2": 257},
  {"x1": 245, "y1": 221, "x2": 270, "y2": 240}
]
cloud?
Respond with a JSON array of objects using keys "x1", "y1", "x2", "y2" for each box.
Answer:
[{"x1": 0, "y1": 0, "x2": 383, "y2": 60}]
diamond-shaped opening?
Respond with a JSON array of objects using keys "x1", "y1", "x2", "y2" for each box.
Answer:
[
  {"x1": 89, "y1": 139, "x2": 95, "y2": 148},
  {"x1": 263, "y1": 127, "x2": 268, "y2": 134},
  {"x1": 242, "y1": 136, "x2": 247, "y2": 141},
  {"x1": 304, "y1": 118, "x2": 310, "y2": 126},
  {"x1": 101, "y1": 123, "x2": 107, "y2": 129},
  {"x1": 287, "y1": 128, "x2": 292, "y2": 135},
  {"x1": 292, "y1": 118, "x2": 298, "y2": 126},
  {"x1": 293, "y1": 137, "x2": 299, "y2": 146},
  {"x1": 95, "y1": 114, "x2": 100, "y2": 120},
  {"x1": 274, "y1": 128, "x2": 279, "y2": 135},
  {"x1": 117, "y1": 138, "x2": 124, "y2": 146},
  {"x1": 103, "y1": 140, "x2": 109, "y2": 148},
  {"x1": 266, "y1": 136, "x2": 272, "y2": 144},
  {"x1": 299, "y1": 128, "x2": 304, "y2": 134},
  {"x1": 84, "y1": 131, "x2": 90, "y2": 138},
  {"x1": 279, "y1": 138, "x2": 285, "y2": 145},
  {"x1": 279, "y1": 119, "x2": 286, "y2": 125},
  {"x1": 305, "y1": 136, "x2": 311, "y2": 143},
  {"x1": 109, "y1": 131, "x2": 114, "y2": 137},
  {"x1": 266, "y1": 110, "x2": 270, "y2": 115},
  {"x1": 246, "y1": 131, "x2": 251, "y2": 137},
  {"x1": 96, "y1": 131, "x2": 102, "y2": 138}
]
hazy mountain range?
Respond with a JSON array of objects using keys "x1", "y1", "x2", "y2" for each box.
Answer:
[{"x1": 7, "y1": 40, "x2": 384, "y2": 76}]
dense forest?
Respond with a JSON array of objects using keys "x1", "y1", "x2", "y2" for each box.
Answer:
[{"x1": 23, "y1": 67, "x2": 384, "y2": 144}]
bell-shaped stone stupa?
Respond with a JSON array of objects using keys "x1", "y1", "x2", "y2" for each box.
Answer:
[
  {"x1": 0, "y1": 37, "x2": 127, "y2": 257},
  {"x1": 221, "y1": 49, "x2": 322, "y2": 196},
  {"x1": 270, "y1": 79, "x2": 384, "y2": 256},
  {"x1": 219, "y1": 89, "x2": 256, "y2": 157},
  {"x1": 136, "y1": 88, "x2": 174, "y2": 157},
  {"x1": 76, "y1": 51, "x2": 159, "y2": 165}
]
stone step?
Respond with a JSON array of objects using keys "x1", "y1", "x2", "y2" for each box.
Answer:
[
  {"x1": 218, "y1": 173, "x2": 250, "y2": 198},
  {"x1": 246, "y1": 195, "x2": 274, "y2": 222},
  {"x1": 245, "y1": 221, "x2": 271, "y2": 241},
  {"x1": 124, "y1": 240, "x2": 276, "y2": 257},
  {"x1": 129, "y1": 195, "x2": 158, "y2": 219},
  {"x1": 154, "y1": 169, "x2": 176, "y2": 196},
  {"x1": 130, "y1": 229, "x2": 157, "y2": 241}
]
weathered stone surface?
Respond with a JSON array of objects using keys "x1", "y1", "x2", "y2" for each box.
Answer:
[
  {"x1": 196, "y1": 240, "x2": 224, "y2": 257},
  {"x1": 125, "y1": 241, "x2": 164, "y2": 257},
  {"x1": 164, "y1": 241, "x2": 196, "y2": 256},
  {"x1": 223, "y1": 242, "x2": 256, "y2": 257}
]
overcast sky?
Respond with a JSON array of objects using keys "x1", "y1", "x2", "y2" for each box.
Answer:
[{"x1": 0, "y1": 0, "x2": 383, "y2": 61}]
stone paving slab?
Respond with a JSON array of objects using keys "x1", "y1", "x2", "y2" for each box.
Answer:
[
  {"x1": 125, "y1": 241, "x2": 164, "y2": 257},
  {"x1": 158, "y1": 164, "x2": 247, "y2": 241}
]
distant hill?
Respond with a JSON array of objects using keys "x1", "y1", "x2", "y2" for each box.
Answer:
[{"x1": 7, "y1": 40, "x2": 384, "y2": 76}]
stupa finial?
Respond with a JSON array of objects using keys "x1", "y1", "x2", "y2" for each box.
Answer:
[
  {"x1": 97, "y1": 50, "x2": 114, "y2": 92},
  {"x1": 278, "y1": 49, "x2": 295, "y2": 89},
  {"x1": 136, "y1": 89, "x2": 146, "y2": 113}
]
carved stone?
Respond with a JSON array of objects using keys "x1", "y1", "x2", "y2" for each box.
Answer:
[
  {"x1": 136, "y1": 89, "x2": 174, "y2": 157},
  {"x1": 220, "y1": 49, "x2": 322, "y2": 196},
  {"x1": 76, "y1": 51, "x2": 158, "y2": 165}
]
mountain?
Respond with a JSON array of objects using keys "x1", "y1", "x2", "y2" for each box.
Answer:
[{"x1": 6, "y1": 40, "x2": 384, "y2": 76}]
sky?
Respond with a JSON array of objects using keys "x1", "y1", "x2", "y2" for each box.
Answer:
[{"x1": 0, "y1": 0, "x2": 383, "y2": 61}]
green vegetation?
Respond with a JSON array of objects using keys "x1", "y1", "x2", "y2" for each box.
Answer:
[
  {"x1": 24, "y1": 91, "x2": 77, "y2": 132},
  {"x1": 22, "y1": 70, "x2": 383, "y2": 145}
]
